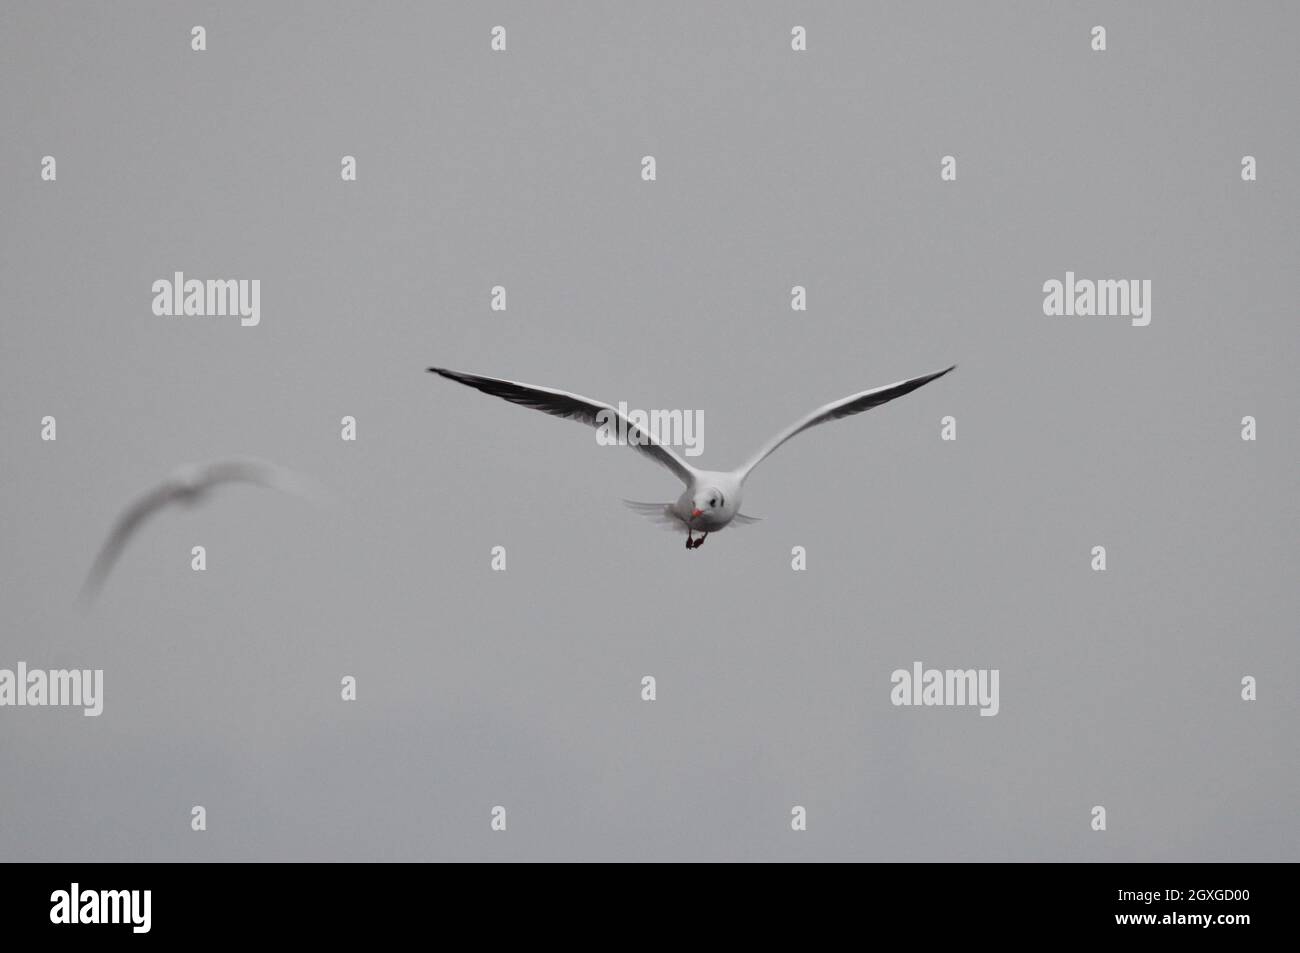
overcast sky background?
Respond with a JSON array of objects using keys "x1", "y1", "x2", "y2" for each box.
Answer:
[{"x1": 1, "y1": 1, "x2": 1296, "y2": 861}]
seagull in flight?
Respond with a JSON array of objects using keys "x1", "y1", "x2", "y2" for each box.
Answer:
[
  {"x1": 427, "y1": 364, "x2": 955, "y2": 550},
  {"x1": 80, "y1": 458, "x2": 322, "y2": 605}
]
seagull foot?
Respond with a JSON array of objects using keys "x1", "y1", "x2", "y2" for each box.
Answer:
[
  {"x1": 692, "y1": 533, "x2": 708, "y2": 549},
  {"x1": 685, "y1": 532, "x2": 694, "y2": 550}
]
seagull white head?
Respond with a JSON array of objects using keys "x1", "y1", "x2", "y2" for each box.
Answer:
[{"x1": 691, "y1": 487, "x2": 725, "y2": 520}]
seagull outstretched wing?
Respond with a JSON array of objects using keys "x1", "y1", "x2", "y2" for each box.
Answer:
[
  {"x1": 735, "y1": 365, "x2": 955, "y2": 481},
  {"x1": 428, "y1": 367, "x2": 698, "y2": 486}
]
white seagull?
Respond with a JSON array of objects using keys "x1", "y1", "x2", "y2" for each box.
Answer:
[
  {"x1": 428, "y1": 364, "x2": 955, "y2": 550},
  {"x1": 80, "y1": 458, "x2": 323, "y2": 605}
]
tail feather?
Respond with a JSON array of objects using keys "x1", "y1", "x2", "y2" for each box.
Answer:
[{"x1": 622, "y1": 499, "x2": 686, "y2": 532}]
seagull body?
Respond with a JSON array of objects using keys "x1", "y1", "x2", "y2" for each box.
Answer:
[
  {"x1": 428, "y1": 364, "x2": 955, "y2": 549},
  {"x1": 80, "y1": 458, "x2": 319, "y2": 605}
]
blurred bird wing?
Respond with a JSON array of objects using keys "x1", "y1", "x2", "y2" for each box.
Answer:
[
  {"x1": 80, "y1": 481, "x2": 184, "y2": 603},
  {"x1": 196, "y1": 458, "x2": 330, "y2": 503}
]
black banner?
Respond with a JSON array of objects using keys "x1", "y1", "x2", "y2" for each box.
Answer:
[{"x1": 4, "y1": 862, "x2": 1279, "y2": 940}]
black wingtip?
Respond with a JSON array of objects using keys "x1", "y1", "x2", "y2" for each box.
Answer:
[{"x1": 928, "y1": 363, "x2": 957, "y2": 381}]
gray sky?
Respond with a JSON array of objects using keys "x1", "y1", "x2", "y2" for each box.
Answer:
[{"x1": 1, "y1": 1, "x2": 1296, "y2": 861}]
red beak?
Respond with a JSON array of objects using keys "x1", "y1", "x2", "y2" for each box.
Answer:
[{"x1": 691, "y1": 508, "x2": 703, "y2": 518}]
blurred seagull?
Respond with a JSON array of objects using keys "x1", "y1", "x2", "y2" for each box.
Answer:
[
  {"x1": 80, "y1": 458, "x2": 323, "y2": 605},
  {"x1": 427, "y1": 364, "x2": 955, "y2": 550}
]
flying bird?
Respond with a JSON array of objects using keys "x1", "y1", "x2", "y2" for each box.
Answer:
[
  {"x1": 80, "y1": 458, "x2": 323, "y2": 605},
  {"x1": 427, "y1": 364, "x2": 955, "y2": 550}
]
